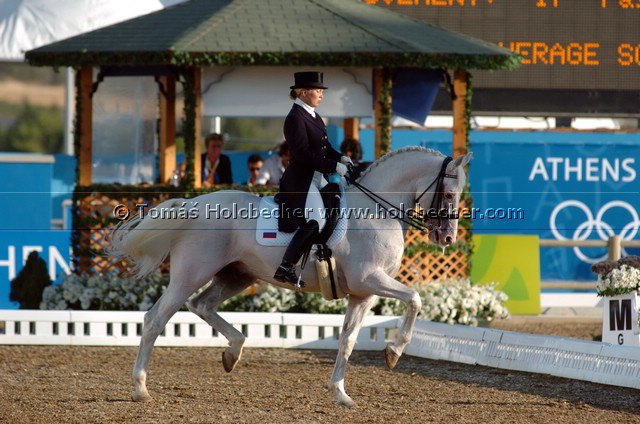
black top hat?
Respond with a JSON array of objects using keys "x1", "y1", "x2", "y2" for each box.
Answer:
[{"x1": 290, "y1": 71, "x2": 328, "y2": 89}]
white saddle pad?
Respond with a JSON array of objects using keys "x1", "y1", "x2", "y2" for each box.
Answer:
[{"x1": 255, "y1": 191, "x2": 348, "y2": 247}]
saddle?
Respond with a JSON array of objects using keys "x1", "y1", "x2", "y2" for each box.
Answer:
[{"x1": 255, "y1": 182, "x2": 347, "y2": 248}]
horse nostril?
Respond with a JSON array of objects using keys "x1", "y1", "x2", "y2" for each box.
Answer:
[{"x1": 445, "y1": 236, "x2": 453, "y2": 245}]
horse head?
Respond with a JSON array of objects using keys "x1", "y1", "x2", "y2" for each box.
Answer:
[{"x1": 415, "y1": 152, "x2": 472, "y2": 247}]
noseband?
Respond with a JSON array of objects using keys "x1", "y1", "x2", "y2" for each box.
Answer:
[
  {"x1": 415, "y1": 156, "x2": 459, "y2": 222},
  {"x1": 347, "y1": 156, "x2": 459, "y2": 232}
]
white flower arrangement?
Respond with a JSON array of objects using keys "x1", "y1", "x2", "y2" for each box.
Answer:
[
  {"x1": 417, "y1": 279, "x2": 510, "y2": 326},
  {"x1": 220, "y1": 278, "x2": 509, "y2": 326},
  {"x1": 40, "y1": 273, "x2": 509, "y2": 327},
  {"x1": 595, "y1": 264, "x2": 640, "y2": 297},
  {"x1": 40, "y1": 272, "x2": 167, "y2": 311},
  {"x1": 371, "y1": 279, "x2": 510, "y2": 326}
]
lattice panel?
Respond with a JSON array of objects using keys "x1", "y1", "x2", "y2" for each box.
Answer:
[
  {"x1": 76, "y1": 192, "x2": 174, "y2": 275},
  {"x1": 397, "y1": 250, "x2": 468, "y2": 285},
  {"x1": 397, "y1": 227, "x2": 469, "y2": 285}
]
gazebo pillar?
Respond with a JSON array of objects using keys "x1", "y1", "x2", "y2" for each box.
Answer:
[
  {"x1": 373, "y1": 68, "x2": 392, "y2": 159},
  {"x1": 77, "y1": 65, "x2": 93, "y2": 185},
  {"x1": 343, "y1": 118, "x2": 359, "y2": 141},
  {"x1": 452, "y1": 70, "x2": 470, "y2": 158},
  {"x1": 158, "y1": 75, "x2": 176, "y2": 184},
  {"x1": 193, "y1": 68, "x2": 203, "y2": 189}
]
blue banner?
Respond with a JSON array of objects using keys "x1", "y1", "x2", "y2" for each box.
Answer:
[
  {"x1": 357, "y1": 129, "x2": 640, "y2": 280},
  {"x1": 0, "y1": 231, "x2": 72, "y2": 309}
]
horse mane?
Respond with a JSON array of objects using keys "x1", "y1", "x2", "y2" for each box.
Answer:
[{"x1": 356, "y1": 146, "x2": 445, "y2": 182}]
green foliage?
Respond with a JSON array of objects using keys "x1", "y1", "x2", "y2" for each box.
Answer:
[
  {"x1": 0, "y1": 102, "x2": 64, "y2": 153},
  {"x1": 377, "y1": 69, "x2": 392, "y2": 155},
  {"x1": 180, "y1": 69, "x2": 197, "y2": 188},
  {"x1": 28, "y1": 51, "x2": 520, "y2": 72},
  {"x1": 10, "y1": 251, "x2": 52, "y2": 309}
]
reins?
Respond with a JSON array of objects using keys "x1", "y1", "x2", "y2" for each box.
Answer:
[{"x1": 346, "y1": 156, "x2": 458, "y2": 232}]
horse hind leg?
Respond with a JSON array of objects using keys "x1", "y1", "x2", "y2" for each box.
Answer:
[
  {"x1": 187, "y1": 263, "x2": 256, "y2": 373},
  {"x1": 132, "y1": 277, "x2": 204, "y2": 402}
]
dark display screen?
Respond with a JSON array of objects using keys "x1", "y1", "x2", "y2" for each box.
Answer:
[{"x1": 369, "y1": 1, "x2": 640, "y2": 115}]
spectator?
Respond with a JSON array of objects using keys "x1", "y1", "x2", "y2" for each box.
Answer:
[
  {"x1": 246, "y1": 153, "x2": 264, "y2": 186},
  {"x1": 201, "y1": 133, "x2": 232, "y2": 187},
  {"x1": 340, "y1": 138, "x2": 370, "y2": 179},
  {"x1": 340, "y1": 138, "x2": 362, "y2": 162},
  {"x1": 255, "y1": 141, "x2": 290, "y2": 186}
]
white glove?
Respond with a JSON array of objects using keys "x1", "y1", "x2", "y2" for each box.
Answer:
[
  {"x1": 335, "y1": 162, "x2": 348, "y2": 177},
  {"x1": 341, "y1": 156, "x2": 354, "y2": 166}
]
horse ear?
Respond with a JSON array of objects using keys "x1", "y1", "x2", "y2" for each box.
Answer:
[{"x1": 449, "y1": 152, "x2": 473, "y2": 170}]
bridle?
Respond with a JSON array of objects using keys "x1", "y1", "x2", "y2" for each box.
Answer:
[{"x1": 346, "y1": 156, "x2": 459, "y2": 233}]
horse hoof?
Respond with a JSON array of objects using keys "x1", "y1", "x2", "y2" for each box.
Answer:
[
  {"x1": 337, "y1": 395, "x2": 357, "y2": 408},
  {"x1": 131, "y1": 391, "x2": 153, "y2": 402},
  {"x1": 222, "y1": 349, "x2": 240, "y2": 373},
  {"x1": 384, "y1": 345, "x2": 400, "y2": 370}
]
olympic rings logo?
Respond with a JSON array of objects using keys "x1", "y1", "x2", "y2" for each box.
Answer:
[{"x1": 549, "y1": 200, "x2": 640, "y2": 263}]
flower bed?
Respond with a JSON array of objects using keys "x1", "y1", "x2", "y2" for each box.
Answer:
[{"x1": 41, "y1": 273, "x2": 509, "y2": 326}]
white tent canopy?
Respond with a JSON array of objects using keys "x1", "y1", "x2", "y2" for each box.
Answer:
[
  {"x1": 0, "y1": 0, "x2": 187, "y2": 154},
  {"x1": 0, "y1": 0, "x2": 186, "y2": 61}
]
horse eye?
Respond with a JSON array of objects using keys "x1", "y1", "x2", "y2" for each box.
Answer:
[{"x1": 445, "y1": 193, "x2": 454, "y2": 200}]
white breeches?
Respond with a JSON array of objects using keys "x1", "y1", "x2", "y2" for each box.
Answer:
[{"x1": 304, "y1": 172, "x2": 327, "y2": 230}]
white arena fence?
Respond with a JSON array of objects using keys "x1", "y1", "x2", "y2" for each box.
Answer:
[
  {"x1": 1, "y1": 310, "x2": 639, "y2": 391},
  {"x1": 0, "y1": 310, "x2": 397, "y2": 350}
]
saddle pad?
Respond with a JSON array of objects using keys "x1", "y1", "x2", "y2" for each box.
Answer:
[{"x1": 255, "y1": 192, "x2": 348, "y2": 247}]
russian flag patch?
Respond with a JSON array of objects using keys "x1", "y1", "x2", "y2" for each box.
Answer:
[{"x1": 262, "y1": 232, "x2": 277, "y2": 239}]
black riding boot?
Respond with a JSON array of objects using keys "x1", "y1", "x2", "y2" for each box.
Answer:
[{"x1": 274, "y1": 220, "x2": 320, "y2": 287}]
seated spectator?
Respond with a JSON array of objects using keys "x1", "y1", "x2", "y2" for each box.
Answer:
[
  {"x1": 246, "y1": 153, "x2": 264, "y2": 186},
  {"x1": 340, "y1": 138, "x2": 371, "y2": 178},
  {"x1": 201, "y1": 133, "x2": 233, "y2": 187},
  {"x1": 340, "y1": 138, "x2": 362, "y2": 163},
  {"x1": 256, "y1": 141, "x2": 290, "y2": 186}
]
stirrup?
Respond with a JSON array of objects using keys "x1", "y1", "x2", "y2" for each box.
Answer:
[{"x1": 274, "y1": 264, "x2": 306, "y2": 288}]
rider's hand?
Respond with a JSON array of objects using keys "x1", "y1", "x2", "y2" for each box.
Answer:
[
  {"x1": 340, "y1": 156, "x2": 354, "y2": 167},
  {"x1": 335, "y1": 162, "x2": 348, "y2": 177}
]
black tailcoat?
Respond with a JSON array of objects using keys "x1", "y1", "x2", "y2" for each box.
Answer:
[{"x1": 278, "y1": 103, "x2": 341, "y2": 232}]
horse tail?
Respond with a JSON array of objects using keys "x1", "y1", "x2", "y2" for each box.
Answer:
[{"x1": 109, "y1": 198, "x2": 192, "y2": 279}]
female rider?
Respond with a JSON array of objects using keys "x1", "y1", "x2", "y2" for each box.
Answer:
[{"x1": 273, "y1": 71, "x2": 352, "y2": 287}]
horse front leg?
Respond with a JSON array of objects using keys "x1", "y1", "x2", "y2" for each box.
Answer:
[
  {"x1": 329, "y1": 294, "x2": 378, "y2": 407},
  {"x1": 187, "y1": 265, "x2": 255, "y2": 373},
  {"x1": 364, "y1": 269, "x2": 422, "y2": 369}
]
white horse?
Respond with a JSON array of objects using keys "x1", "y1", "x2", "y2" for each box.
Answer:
[{"x1": 110, "y1": 147, "x2": 472, "y2": 407}]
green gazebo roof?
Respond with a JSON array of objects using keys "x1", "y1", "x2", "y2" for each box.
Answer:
[{"x1": 26, "y1": 0, "x2": 518, "y2": 70}]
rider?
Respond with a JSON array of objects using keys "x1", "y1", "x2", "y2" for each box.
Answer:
[{"x1": 274, "y1": 71, "x2": 352, "y2": 287}]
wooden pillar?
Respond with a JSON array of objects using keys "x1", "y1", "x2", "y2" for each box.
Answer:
[
  {"x1": 373, "y1": 68, "x2": 392, "y2": 159},
  {"x1": 158, "y1": 76, "x2": 176, "y2": 184},
  {"x1": 452, "y1": 70, "x2": 469, "y2": 159},
  {"x1": 78, "y1": 66, "x2": 93, "y2": 185},
  {"x1": 343, "y1": 117, "x2": 359, "y2": 141},
  {"x1": 193, "y1": 68, "x2": 203, "y2": 189}
]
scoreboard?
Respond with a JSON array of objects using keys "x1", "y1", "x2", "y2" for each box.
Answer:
[{"x1": 368, "y1": 0, "x2": 640, "y2": 116}]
